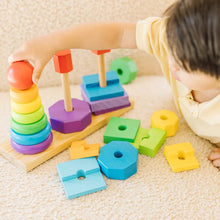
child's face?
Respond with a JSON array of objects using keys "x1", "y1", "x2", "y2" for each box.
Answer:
[{"x1": 168, "y1": 56, "x2": 220, "y2": 91}]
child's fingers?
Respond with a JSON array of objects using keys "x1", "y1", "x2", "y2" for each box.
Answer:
[
  {"x1": 32, "y1": 62, "x2": 45, "y2": 84},
  {"x1": 32, "y1": 71, "x2": 42, "y2": 85},
  {"x1": 8, "y1": 49, "x2": 27, "y2": 64},
  {"x1": 32, "y1": 73, "x2": 39, "y2": 85},
  {"x1": 208, "y1": 150, "x2": 220, "y2": 160},
  {"x1": 213, "y1": 159, "x2": 220, "y2": 167}
]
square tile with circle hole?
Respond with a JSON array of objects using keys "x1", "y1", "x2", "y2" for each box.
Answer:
[
  {"x1": 103, "y1": 117, "x2": 140, "y2": 143},
  {"x1": 57, "y1": 157, "x2": 106, "y2": 199},
  {"x1": 164, "y1": 142, "x2": 200, "y2": 172}
]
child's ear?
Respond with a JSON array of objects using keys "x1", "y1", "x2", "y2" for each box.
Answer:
[{"x1": 168, "y1": 56, "x2": 180, "y2": 73}]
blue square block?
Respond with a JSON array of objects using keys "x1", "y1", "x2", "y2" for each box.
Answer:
[
  {"x1": 82, "y1": 71, "x2": 124, "y2": 101},
  {"x1": 83, "y1": 70, "x2": 119, "y2": 88},
  {"x1": 57, "y1": 157, "x2": 107, "y2": 199}
]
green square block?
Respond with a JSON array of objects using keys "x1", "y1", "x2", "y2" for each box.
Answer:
[
  {"x1": 133, "y1": 127, "x2": 166, "y2": 157},
  {"x1": 103, "y1": 117, "x2": 140, "y2": 143},
  {"x1": 132, "y1": 127, "x2": 149, "y2": 150}
]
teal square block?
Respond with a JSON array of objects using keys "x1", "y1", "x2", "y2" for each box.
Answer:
[
  {"x1": 104, "y1": 117, "x2": 140, "y2": 143},
  {"x1": 83, "y1": 70, "x2": 119, "y2": 88},
  {"x1": 57, "y1": 157, "x2": 106, "y2": 199},
  {"x1": 133, "y1": 127, "x2": 166, "y2": 157},
  {"x1": 82, "y1": 71, "x2": 124, "y2": 101}
]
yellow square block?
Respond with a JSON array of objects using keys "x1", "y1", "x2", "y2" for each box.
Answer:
[
  {"x1": 70, "y1": 140, "x2": 100, "y2": 160},
  {"x1": 164, "y1": 142, "x2": 200, "y2": 172}
]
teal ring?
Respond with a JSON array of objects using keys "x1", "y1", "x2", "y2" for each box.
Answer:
[{"x1": 10, "y1": 122, "x2": 51, "y2": 146}]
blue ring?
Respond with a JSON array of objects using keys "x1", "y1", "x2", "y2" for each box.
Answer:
[{"x1": 10, "y1": 122, "x2": 51, "y2": 146}]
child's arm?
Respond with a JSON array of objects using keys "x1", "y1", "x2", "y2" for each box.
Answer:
[{"x1": 8, "y1": 22, "x2": 136, "y2": 84}]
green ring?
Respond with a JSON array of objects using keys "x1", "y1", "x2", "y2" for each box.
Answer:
[
  {"x1": 11, "y1": 105, "x2": 44, "y2": 124},
  {"x1": 11, "y1": 114, "x2": 48, "y2": 135}
]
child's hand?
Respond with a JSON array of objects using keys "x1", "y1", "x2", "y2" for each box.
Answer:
[
  {"x1": 8, "y1": 36, "x2": 56, "y2": 84},
  {"x1": 208, "y1": 147, "x2": 220, "y2": 170}
]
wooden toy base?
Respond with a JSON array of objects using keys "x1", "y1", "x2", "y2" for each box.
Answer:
[{"x1": 0, "y1": 100, "x2": 134, "y2": 172}]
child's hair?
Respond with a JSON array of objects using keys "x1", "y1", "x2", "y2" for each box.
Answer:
[{"x1": 164, "y1": 0, "x2": 220, "y2": 79}]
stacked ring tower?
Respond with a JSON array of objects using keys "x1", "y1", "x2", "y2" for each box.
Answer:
[{"x1": 7, "y1": 61, "x2": 53, "y2": 154}]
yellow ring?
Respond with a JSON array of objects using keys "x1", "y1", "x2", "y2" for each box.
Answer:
[
  {"x1": 11, "y1": 96, "x2": 42, "y2": 114},
  {"x1": 10, "y1": 84, "x2": 39, "y2": 104}
]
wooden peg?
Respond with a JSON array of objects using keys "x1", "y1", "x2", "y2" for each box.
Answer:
[
  {"x1": 53, "y1": 50, "x2": 73, "y2": 112},
  {"x1": 91, "y1": 49, "x2": 111, "y2": 88}
]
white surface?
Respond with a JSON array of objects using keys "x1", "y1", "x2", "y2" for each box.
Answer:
[{"x1": 0, "y1": 76, "x2": 219, "y2": 219}]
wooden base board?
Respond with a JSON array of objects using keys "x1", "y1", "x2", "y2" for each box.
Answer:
[{"x1": 0, "y1": 100, "x2": 134, "y2": 172}]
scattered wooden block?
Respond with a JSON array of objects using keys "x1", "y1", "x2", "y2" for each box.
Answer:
[
  {"x1": 57, "y1": 157, "x2": 106, "y2": 199},
  {"x1": 103, "y1": 116, "x2": 140, "y2": 143},
  {"x1": 110, "y1": 57, "x2": 138, "y2": 84},
  {"x1": 132, "y1": 127, "x2": 166, "y2": 157},
  {"x1": 98, "y1": 141, "x2": 138, "y2": 180},
  {"x1": 70, "y1": 140, "x2": 100, "y2": 160},
  {"x1": 151, "y1": 109, "x2": 179, "y2": 137},
  {"x1": 164, "y1": 142, "x2": 200, "y2": 172}
]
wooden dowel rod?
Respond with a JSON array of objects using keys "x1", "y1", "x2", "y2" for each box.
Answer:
[
  {"x1": 98, "y1": 54, "x2": 107, "y2": 87},
  {"x1": 61, "y1": 73, "x2": 72, "y2": 112}
]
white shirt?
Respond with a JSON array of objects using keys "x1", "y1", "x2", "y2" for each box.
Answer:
[{"x1": 136, "y1": 17, "x2": 220, "y2": 144}]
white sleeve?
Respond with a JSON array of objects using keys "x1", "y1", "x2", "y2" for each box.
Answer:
[{"x1": 177, "y1": 81, "x2": 220, "y2": 144}]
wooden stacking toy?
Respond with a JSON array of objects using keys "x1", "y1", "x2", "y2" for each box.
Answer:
[
  {"x1": 7, "y1": 61, "x2": 53, "y2": 154},
  {"x1": 0, "y1": 51, "x2": 134, "y2": 172},
  {"x1": 49, "y1": 50, "x2": 92, "y2": 133},
  {"x1": 80, "y1": 50, "x2": 131, "y2": 115}
]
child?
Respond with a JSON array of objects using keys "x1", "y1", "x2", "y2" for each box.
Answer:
[{"x1": 9, "y1": 0, "x2": 220, "y2": 169}]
